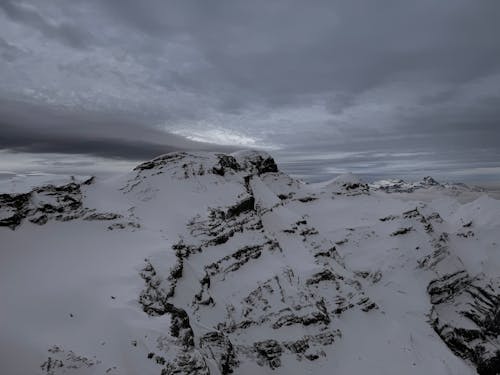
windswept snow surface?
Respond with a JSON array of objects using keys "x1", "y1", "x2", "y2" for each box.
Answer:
[{"x1": 1, "y1": 151, "x2": 499, "y2": 375}]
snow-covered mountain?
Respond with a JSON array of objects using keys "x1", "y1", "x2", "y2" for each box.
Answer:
[{"x1": 1, "y1": 151, "x2": 499, "y2": 375}]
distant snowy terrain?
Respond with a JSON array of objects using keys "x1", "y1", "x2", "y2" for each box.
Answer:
[
  {"x1": 1, "y1": 151, "x2": 499, "y2": 375},
  {"x1": 0, "y1": 173, "x2": 92, "y2": 194}
]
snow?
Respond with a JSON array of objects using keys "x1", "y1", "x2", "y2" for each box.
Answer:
[
  {"x1": 0, "y1": 220, "x2": 170, "y2": 375},
  {"x1": 1, "y1": 151, "x2": 499, "y2": 374}
]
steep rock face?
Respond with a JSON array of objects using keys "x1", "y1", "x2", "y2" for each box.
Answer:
[
  {"x1": 134, "y1": 152, "x2": 376, "y2": 373},
  {"x1": 428, "y1": 272, "x2": 500, "y2": 374}
]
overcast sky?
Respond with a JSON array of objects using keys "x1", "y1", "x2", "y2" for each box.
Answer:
[{"x1": 1, "y1": 0, "x2": 499, "y2": 182}]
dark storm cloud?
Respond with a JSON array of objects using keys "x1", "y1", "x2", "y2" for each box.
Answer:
[
  {"x1": 0, "y1": 100, "x2": 234, "y2": 160},
  {"x1": 0, "y1": 0, "x2": 499, "y2": 180}
]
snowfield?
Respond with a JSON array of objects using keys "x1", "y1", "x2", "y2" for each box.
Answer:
[{"x1": 1, "y1": 150, "x2": 499, "y2": 375}]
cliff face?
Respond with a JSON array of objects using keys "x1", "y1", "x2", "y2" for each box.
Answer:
[{"x1": 1, "y1": 151, "x2": 499, "y2": 375}]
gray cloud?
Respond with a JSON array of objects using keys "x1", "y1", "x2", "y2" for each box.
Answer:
[
  {"x1": 0, "y1": 37, "x2": 24, "y2": 62},
  {"x1": 0, "y1": 100, "x2": 235, "y2": 160},
  {"x1": 94, "y1": 0, "x2": 500, "y2": 107},
  {"x1": 0, "y1": 0, "x2": 94, "y2": 49},
  {"x1": 0, "y1": 0, "x2": 499, "y2": 181}
]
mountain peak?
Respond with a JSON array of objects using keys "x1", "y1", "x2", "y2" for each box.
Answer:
[{"x1": 132, "y1": 150, "x2": 278, "y2": 180}]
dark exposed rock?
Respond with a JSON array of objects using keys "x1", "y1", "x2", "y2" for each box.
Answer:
[
  {"x1": 379, "y1": 214, "x2": 398, "y2": 222},
  {"x1": 371, "y1": 176, "x2": 443, "y2": 193},
  {"x1": 30, "y1": 214, "x2": 49, "y2": 225},
  {"x1": 40, "y1": 357, "x2": 64, "y2": 375},
  {"x1": 0, "y1": 180, "x2": 123, "y2": 230},
  {"x1": 168, "y1": 306, "x2": 195, "y2": 348},
  {"x1": 205, "y1": 245, "x2": 264, "y2": 278},
  {"x1": 254, "y1": 339, "x2": 282, "y2": 369},
  {"x1": 199, "y1": 331, "x2": 238, "y2": 374},
  {"x1": 139, "y1": 261, "x2": 195, "y2": 349},
  {"x1": 373, "y1": 179, "x2": 416, "y2": 193},
  {"x1": 428, "y1": 271, "x2": 500, "y2": 374},
  {"x1": 427, "y1": 271, "x2": 470, "y2": 304},
  {"x1": 82, "y1": 176, "x2": 95, "y2": 185},
  {"x1": 463, "y1": 220, "x2": 473, "y2": 228},
  {"x1": 161, "y1": 351, "x2": 210, "y2": 375},
  {"x1": 418, "y1": 244, "x2": 449, "y2": 269},
  {"x1": 306, "y1": 269, "x2": 340, "y2": 285},
  {"x1": 422, "y1": 176, "x2": 440, "y2": 186},
  {"x1": 476, "y1": 354, "x2": 500, "y2": 375},
  {"x1": 284, "y1": 338, "x2": 309, "y2": 355},
  {"x1": 133, "y1": 153, "x2": 188, "y2": 171},
  {"x1": 212, "y1": 154, "x2": 241, "y2": 176},
  {"x1": 226, "y1": 196, "x2": 254, "y2": 219},
  {"x1": 391, "y1": 227, "x2": 413, "y2": 236},
  {"x1": 400, "y1": 207, "x2": 435, "y2": 233},
  {"x1": 313, "y1": 246, "x2": 337, "y2": 259},
  {"x1": 299, "y1": 227, "x2": 319, "y2": 237},
  {"x1": 41, "y1": 346, "x2": 100, "y2": 375},
  {"x1": 188, "y1": 204, "x2": 263, "y2": 250},
  {"x1": 331, "y1": 182, "x2": 370, "y2": 196},
  {"x1": 107, "y1": 222, "x2": 140, "y2": 230},
  {"x1": 457, "y1": 230, "x2": 475, "y2": 238},
  {"x1": 272, "y1": 309, "x2": 330, "y2": 329},
  {"x1": 297, "y1": 196, "x2": 317, "y2": 202},
  {"x1": 132, "y1": 151, "x2": 278, "y2": 185},
  {"x1": 426, "y1": 212, "x2": 444, "y2": 223},
  {"x1": 0, "y1": 192, "x2": 32, "y2": 229},
  {"x1": 343, "y1": 182, "x2": 369, "y2": 192},
  {"x1": 402, "y1": 208, "x2": 420, "y2": 219},
  {"x1": 83, "y1": 212, "x2": 122, "y2": 221},
  {"x1": 0, "y1": 183, "x2": 85, "y2": 229},
  {"x1": 155, "y1": 355, "x2": 166, "y2": 365},
  {"x1": 236, "y1": 151, "x2": 279, "y2": 175},
  {"x1": 277, "y1": 331, "x2": 341, "y2": 362},
  {"x1": 358, "y1": 298, "x2": 378, "y2": 312},
  {"x1": 354, "y1": 270, "x2": 383, "y2": 284}
]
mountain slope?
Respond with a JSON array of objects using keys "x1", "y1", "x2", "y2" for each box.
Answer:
[{"x1": 1, "y1": 151, "x2": 499, "y2": 375}]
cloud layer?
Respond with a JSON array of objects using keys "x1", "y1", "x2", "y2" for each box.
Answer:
[{"x1": 1, "y1": 0, "x2": 499, "y2": 181}]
